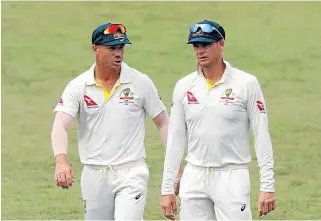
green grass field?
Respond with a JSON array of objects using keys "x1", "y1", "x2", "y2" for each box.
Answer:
[{"x1": 2, "y1": 1, "x2": 321, "y2": 220}]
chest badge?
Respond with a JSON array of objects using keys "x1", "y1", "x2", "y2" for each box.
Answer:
[
  {"x1": 119, "y1": 88, "x2": 134, "y2": 105},
  {"x1": 225, "y1": 88, "x2": 232, "y2": 97},
  {"x1": 220, "y1": 88, "x2": 235, "y2": 105},
  {"x1": 123, "y1": 88, "x2": 130, "y2": 97}
]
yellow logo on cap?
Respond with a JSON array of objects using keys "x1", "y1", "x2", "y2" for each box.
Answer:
[{"x1": 192, "y1": 29, "x2": 203, "y2": 36}]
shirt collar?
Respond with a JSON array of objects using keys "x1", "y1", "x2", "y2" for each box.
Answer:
[
  {"x1": 196, "y1": 59, "x2": 232, "y2": 84},
  {"x1": 85, "y1": 62, "x2": 132, "y2": 86}
]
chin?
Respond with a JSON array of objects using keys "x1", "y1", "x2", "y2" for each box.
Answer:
[
  {"x1": 112, "y1": 65, "x2": 121, "y2": 70},
  {"x1": 198, "y1": 61, "x2": 211, "y2": 67}
]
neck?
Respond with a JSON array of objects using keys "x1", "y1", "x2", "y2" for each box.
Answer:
[
  {"x1": 201, "y1": 58, "x2": 226, "y2": 84},
  {"x1": 95, "y1": 60, "x2": 120, "y2": 82}
]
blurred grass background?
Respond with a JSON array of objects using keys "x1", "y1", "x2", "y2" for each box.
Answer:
[{"x1": 1, "y1": 1, "x2": 321, "y2": 220}]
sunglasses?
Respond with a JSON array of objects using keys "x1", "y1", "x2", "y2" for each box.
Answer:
[
  {"x1": 190, "y1": 24, "x2": 224, "y2": 40},
  {"x1": 104, "y1": 24, "x2": 126, "y2": 35},
  {"x1": 192, "y1": 42, "x2": 213, "y2": 47}
]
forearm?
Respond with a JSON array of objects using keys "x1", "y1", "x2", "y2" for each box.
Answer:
[
  {"x1": 153, "y1": 110, "x2": 169, "y2": 149},
  {"x1": 51, "y1": 112, "x2": 73, "y2": 160},
  {"x1": 162, "y1": 154, "x2": 184, "y2": 194},
  {"x1": 161, "y1": 129, "x2": 186, "y2": 195},
  {"x1": 256, "y1": 142, "x2": 275, "y2": 192},
  {"x1": 254, "y1": 120, "x2": 275, "y2": 192},
  {"x1": 51, "y1": 124, "x2": 68, "y2": 158},
  {"x1": 159, "y1": 123, "x2": 168, "y2": 149},
  {"x1": 161, "y1": 82, "x2": 186, "y2": 194},
  {"x1": 259, "y1": 163, "x2": 275, "y2": 192},
  {"x1": 175, "y1": 167, "x2": 183, "y2": 183}
]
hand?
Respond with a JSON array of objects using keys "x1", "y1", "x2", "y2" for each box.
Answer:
[
  {"x1": 161, "y1": 194, "x2": 177, "y2": 220},
  {"x1": 258, "y1": 192, "x2": 276, "y2": 216},
  {"x1": 55, "y1": 162, "x2": 74, "y2": 189},
  {"x1": 54, "y1": 155, "x2": 74, "y2": 189}
]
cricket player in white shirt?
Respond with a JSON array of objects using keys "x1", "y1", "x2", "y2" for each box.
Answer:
[
  {"x1": 51, "y1": 23, "x2": 169, "y2": 220},
  {"x1": 161, "y1": 20, "x2": 277, "y2": 220}
]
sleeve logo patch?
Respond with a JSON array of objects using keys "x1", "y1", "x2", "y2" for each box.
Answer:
[{"x1": 256, "y1": 101, "x2": 266, "y2": 112}]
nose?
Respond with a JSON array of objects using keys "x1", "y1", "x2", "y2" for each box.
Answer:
[
  {"x1": 196, "y1": 48, "x2": 205, "y2": 56},
  {"x1": 113, "y1": 48, "x2": 122, "y2": 56}
]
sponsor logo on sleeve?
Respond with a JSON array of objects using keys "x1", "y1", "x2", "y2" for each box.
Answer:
[
  {"x1": 256, "y1": 101, "x2": 266, "y2": 113},
  {"x1": 84, "y1": 95, "x2": 99, "y2": 108}
]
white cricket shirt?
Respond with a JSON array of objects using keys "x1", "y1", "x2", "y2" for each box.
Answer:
[
  {"x1": 54, "y1": 62, "x2": 166, "y2": 166},
  {"x1": 162, "y1": 60, "x2": 275, "y2": 194}
]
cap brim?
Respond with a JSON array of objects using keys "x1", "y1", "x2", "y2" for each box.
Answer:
[
  {"x1": 187, "y1": 37, "x2": 216, "y2": 44},
  {"x1": 102, "y1": 39, "x2": 132, "y2": 46}
]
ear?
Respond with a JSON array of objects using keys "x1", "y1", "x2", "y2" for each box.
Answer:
[
  {"x1": 218, "y1": 40, "x2": 225, "y2": 49},
  {"x1": 92, "y1": 45, "x2": 98, "y2": 55}
]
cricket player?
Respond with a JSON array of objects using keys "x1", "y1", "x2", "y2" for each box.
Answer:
[
  {"x1": 51, "y1": 23, "x2": 169, "y2": 220},
  {"x1": 161, "y1": 20, "x2": 277, "y2": 220}
]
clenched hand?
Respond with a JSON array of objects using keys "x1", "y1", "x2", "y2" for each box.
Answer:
[
  {"x1": 55, "y1": 162, "x2": 74, "y2": 189},
  {"x1": 161, "y1": 194, "x2": 177, "y2": 220},
  {"x1": 258, "y1": 192, "x2": 276, "y2": 216}
]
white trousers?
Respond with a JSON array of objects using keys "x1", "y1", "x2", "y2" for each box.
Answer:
[
  {"x1": 80, "y1": 159, "x2": 149, "y2": 220},
  {"x1": 179, "y1": 163, "x2": 252, "y2": 220}
]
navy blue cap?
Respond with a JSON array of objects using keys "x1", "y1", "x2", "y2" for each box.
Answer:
[
  {"x1": 187, "y1": 20, "x2": 225, "y2": 44},
  {"x1": 92, "y1": 23, "x2": 132, "y2": 46}
]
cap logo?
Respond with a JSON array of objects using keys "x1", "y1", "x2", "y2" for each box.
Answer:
[
  {"x1": 192, "y1": 29, "x2": 203, "y2": 36},
  {"x1": 114, "y1": 32, "x2": 125, "y2": 40}
]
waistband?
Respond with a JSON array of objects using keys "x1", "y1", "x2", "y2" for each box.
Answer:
[
  {"x1": 85, "y1": 159, "x2": 145, "y2": 170},
  {"x1": 187, "y1": 163, "x2": 248, "y2": 185},
  {"x1": 187, "y1": 162, "x2": 248, "y2": 171}
]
